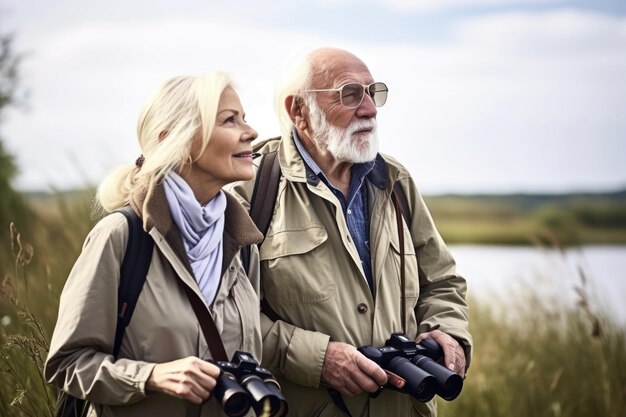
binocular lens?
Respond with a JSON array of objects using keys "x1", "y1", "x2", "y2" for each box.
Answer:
[
  {"x1": 388, "y1": 356, "x2": 436, "y2": 402},
  {"x1": 412, "y1": 355, "x2": 463, "y2": 401},
  {"x1": 263, "y1": 379, "x2": 288, "y2": 417},
  {"x1": 241, "y1": 374, "x2": 287, "y2": 416},
  {"x1": 214, "y1": 373, "x2": 251, "y2": 417}
]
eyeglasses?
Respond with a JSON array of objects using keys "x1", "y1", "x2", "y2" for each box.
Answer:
[{"x1": 305, "y1": 82, "x2": 388, "y2": 109}]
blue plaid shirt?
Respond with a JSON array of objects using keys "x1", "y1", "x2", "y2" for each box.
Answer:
[{"x1": 292, "y1": 130, "x2": 376, "y2": 289}]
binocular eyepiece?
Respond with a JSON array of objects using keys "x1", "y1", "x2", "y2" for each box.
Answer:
[
  {"x1": 212, "y1": 351, "x2": 288, "y2": 417},
  {"x1": 357, "y1": 333, "x2": 463, "y2": 402}
]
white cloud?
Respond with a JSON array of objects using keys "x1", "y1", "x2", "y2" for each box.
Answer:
[{"x1": 315, "y1": 0, "x2": 557, "y2": 12}]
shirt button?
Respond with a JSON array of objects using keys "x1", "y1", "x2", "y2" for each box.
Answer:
[
  {"x1": 357, "y1": 303, "x2": 368, "y2": 314},
  {"x1": 347, "y1": 209, "x2": 352, "y2": 215}
]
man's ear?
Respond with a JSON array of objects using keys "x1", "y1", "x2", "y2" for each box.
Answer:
[
  {"x1": 285, "y1": 95, "x2": 300, "y2": 121},
  {"x1": 286, "y1": 95, "x2": 308, "y2": 131}
]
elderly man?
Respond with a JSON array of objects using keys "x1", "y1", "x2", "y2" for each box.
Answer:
[{"x1": 231, "y1": 47, "x2": 472, "y2": 417}]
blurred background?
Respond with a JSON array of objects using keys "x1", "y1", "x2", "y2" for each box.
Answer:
[{"x1": 0, "y1": 1, "x2": 624, "y2": 416}]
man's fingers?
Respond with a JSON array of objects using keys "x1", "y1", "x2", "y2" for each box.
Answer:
[
  {"x1": 350, "y1": 368, "x2": 381, "y2": 393},
  {"x1": 345, "y1": 378, "x2": 364, "y2": 396},
  {"x1": 356, "y1": 355, "x2": 387, "y2": 387},
  {"x1": 416, "y1": 330, "x2": 467, "y2": 376},
  {"x1": 454, "y1": 345, "x2": 466, "y2": 377}
]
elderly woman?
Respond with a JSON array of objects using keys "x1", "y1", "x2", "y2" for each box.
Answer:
[{"x1": 45, "y1": 72, "x2": 264, "y2": 416}]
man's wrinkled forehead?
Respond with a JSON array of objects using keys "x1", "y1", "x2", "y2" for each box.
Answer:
[{"x1": 309, "y1": 56, "x2": 373, "y2": 88}]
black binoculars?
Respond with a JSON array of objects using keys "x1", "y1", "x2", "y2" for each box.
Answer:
[
  {"x1": 357, "y1": 333, "x2": 463, "y2": 402},
  {"x1": 212, "y1": 351, "x2": 288, "y2": 417}
]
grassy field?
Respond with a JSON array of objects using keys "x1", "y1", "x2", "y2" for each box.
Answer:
[{"x1": 0, "y1": 189, "x2": 624, "y2": 416}]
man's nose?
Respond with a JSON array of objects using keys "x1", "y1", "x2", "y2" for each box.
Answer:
[{"x1": 355, "y1": 93, "x2": 377, "y2": 118}]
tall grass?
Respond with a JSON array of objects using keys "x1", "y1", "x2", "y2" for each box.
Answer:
[
  {"x1": 0, "y1": 190, "x2": 624, "y2": 416},
  {"x1": 1, "y1": 190, "x2": 94, "y2": 417},
  {"x1": 438, "y1": 246, "x2": 626, "y2": 417}
]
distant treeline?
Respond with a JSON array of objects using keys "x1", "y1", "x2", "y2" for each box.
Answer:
[{"x1": 424, "y1": 189, "x2": 626, "y2": 246}]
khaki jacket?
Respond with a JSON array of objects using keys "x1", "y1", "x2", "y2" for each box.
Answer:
[
  {"x1": 229, "y1": 136, "x2": 473, "y2": 417},
  {"x1": 45, "y1": 182, "x2": 263, "y2": 417}
]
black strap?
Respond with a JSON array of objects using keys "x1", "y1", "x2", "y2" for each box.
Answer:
[
  {"x1": 328, "y1": 388, "x2": 354, "y2": 417},
  {"x1": 243, "y1": 150, "x2": 281, "y2": 275},
  {"x1": 114, "y1": 206, "x2": 154, "y2": 358},
  {"x1": 391, "y1": 188, "x2": 407, "y2": 334},
  {"x1": 182, "y1": 284, "x2": 229, "y2": 361},
  {"x1": 392, "y1": 181, "x2": 411, "y2": 227},
  {"x1": 249, "y1": 150, "x2": 281, "y2": 236}
]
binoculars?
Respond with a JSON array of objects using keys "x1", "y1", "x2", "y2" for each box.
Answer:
[
  {"x1": 212, "y1": 351, "x2": 288, "y2": 417},
  {"x1": 357, "y1": 333, "x2": 463, "y2": 402}
]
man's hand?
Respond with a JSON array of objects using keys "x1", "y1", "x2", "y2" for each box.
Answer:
[
  {"x1": 415, "y1": 330, "x2": 466, "y2": 378},
  {"x1": 146, "y1": 356, "x2": 222, "y2": 404},
  {"x1": 321, "y1": 341, "x2": 388, "y2": 396}
]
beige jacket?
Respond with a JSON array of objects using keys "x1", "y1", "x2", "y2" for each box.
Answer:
[
  {"x1": 45, "y1": 182, "x2": 263, "y2": 417},
  {"x1": 229, "y1": 136, "x2": 472, "y2": 417}
]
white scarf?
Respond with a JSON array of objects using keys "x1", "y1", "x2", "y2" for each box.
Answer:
[{"x1": 163, "y1": 171, "x2": 226, "y2": 306}]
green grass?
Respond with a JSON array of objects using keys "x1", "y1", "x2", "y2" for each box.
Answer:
[{"x1": 0, "y1": 189, "x2": 624, "y2": 416}]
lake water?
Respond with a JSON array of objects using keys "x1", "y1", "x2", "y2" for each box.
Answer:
[{"x1": 448, "y1": 245, "x2": 626, "y2": 326}]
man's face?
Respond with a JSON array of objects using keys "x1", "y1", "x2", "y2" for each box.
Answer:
[{"x1": 305, "y1": 55, "x2": 380, "y2": 163}]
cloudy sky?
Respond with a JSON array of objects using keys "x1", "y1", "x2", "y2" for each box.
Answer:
[{"x1": 1, "y1": 0, "x2": 625, "y2": 194}]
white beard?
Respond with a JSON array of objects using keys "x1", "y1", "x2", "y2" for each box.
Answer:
[{"x1": 307, "y1": 99, "x2": 379, "y2": 163}]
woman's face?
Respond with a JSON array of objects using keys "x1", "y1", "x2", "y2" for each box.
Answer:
[{"x1": 185, "y1": 87, "x2": 257, "y2": 200}]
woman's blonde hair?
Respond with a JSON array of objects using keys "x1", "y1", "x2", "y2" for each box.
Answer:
[{"x1": 96, "y1": 72, "x2": 235, "y2": 213}]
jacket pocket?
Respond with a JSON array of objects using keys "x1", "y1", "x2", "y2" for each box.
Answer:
[{"x1": 259, "y1": 225, "x2": 334, "y2": 305}]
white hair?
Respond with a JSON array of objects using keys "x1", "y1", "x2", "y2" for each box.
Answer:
[
  {"x1": 96, "y1": 72, "x2": 235, "y2": 213},
  {"x1": 274, "y1": 51, "x2": 315, "y2": 139}
]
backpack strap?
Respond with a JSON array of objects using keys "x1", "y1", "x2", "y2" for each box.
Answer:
[
  {"x1": 249, "y1": 150, "x2": 281, "y2": 236},
  {"x1": 242, "y1": 150, "x2": 281, "y2": 275},
  {"x1": 114, "y1": 206, "x2": 154, "y2": 358}
]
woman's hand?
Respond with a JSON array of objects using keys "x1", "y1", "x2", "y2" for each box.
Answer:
[{"x1": 146, "y1": 356, "x2": 222, "y2": 404}]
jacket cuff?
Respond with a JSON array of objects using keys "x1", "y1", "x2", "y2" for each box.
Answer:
[
  {"x1": 135, "y1": 363, "x2": 158, "y2": 396},
  {"x1": 284, "y1": 328, "x2": 330, "y2": 388}
]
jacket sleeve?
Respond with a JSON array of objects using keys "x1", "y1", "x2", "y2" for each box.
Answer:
[
  {"x1": 259, "y1": 314, "x2": 331, "y2": 388},
  {"x1": 401, "y1": 173, "x2": 474, "y2": 367},
  {"x1": 44, "y1": 214, "x2": 156, "y2": 404}
]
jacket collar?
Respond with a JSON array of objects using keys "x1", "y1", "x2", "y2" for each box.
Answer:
[{"x1": 131, "y1": 180, "x2": 262, "y2": 276}]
